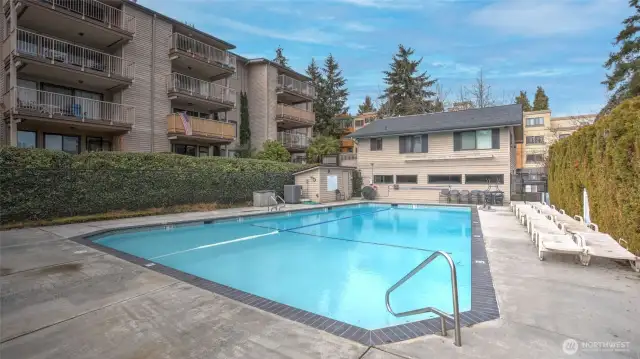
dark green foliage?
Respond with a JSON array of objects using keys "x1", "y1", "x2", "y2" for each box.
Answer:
[
  {"x1": 254, "y1": 140, "x2": 291, "y2": 162},
  {"x1": 273, "y1": 46, "x2": 289, "y2": 67},
  {"x1": 380, "y1": 44, "x2": 438, "y2": 116},
  {"x1": 548, "y1": 97, "x2": 640, "y2": 253},
  {"x1": 352, "y1": 170, "x2": 363, "y2": 197},
  {"x1": 361, "y1": 185, "x2": 377, "y2": 200},
  {"x1": 307, "y1": 55, "x2": 349, "y2": 138},
  {"x1": 306, "y1": 136, "x2": 340, "y2": 163},
  {"x1": 358, "y1": 95, "x2": 376, "y2": 115},
  {"x1": 602, "y1": 0, "x2": 640, "y2": 117},
  {"x1": 514, "y1": 91, "x2": 532, "y2": 111},
  {"x1": 532, "y1": 86, "x2": 549, "y2": 111},
  {"x1": 0, "y1": 148, "x2": 306, "y2": 224},
  {"x1": 240, "y1": 91, "x2": 251, "y2": 145}
]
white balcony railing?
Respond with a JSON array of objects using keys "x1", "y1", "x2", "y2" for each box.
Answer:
[
  {"x1": 277, "y1": 132, "x2": 311, "y2": 149},
  {"x1": 166, "y1": 73, "x2": 237, "y2": 107},
  {"x1": 277, "y1": 75, "x2": 315, "y2": 99},
  {"x1": 15, "y1": 29, "x2": 135, "y2": 79},
  {"x1": 169, "y1": 33, "x2": 236, "y2": 70},
  {"x1": 11, "y1": 87, "x2": 135, "y2": 125},
  {"x1": 43, "y1": 0, "x2": 136, "y2": 34}
]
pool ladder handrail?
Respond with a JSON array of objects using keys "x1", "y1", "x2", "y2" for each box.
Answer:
[
  {"x1": 385, "y1": 250, "x2": 462, "y2": 347},
  {"x1": 268, "y1": 195, "x2": 286, "y2": 212}
]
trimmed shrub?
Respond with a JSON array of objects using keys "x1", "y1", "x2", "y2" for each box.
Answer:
[
  {"x1": 0, "y1": 148, "x2": 307, "y2": 224},
  {"x1": 548, "y1": 97, "x2": 640, "y2": 254},
  {"x1": 352, "y1": 170, "x2": 363, "y2": 197}
]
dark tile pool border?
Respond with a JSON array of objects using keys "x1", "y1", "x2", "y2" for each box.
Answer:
[{"x1": 72, "y1": 203, "x2": 499, "y2": 346}]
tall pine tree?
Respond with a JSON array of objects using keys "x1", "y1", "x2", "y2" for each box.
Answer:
[
  {"x1": 236, "y1": 92, "x2": 252, "y2": 157},
  {"x1": 306, "y1": 58, "x2": 329, "y2": 136},
  {"x1": 273, "y1": 46, "x2": 289, "y2": 67},
  {"x1": 380, "y1": 44, "x2": 437, "y2": 117},
  {"x1": 357, "y1": 95, "x2": 376, "y2": 114},
  {"x1": 308, "y1": 55, "x2": 349, "y2": 137},
  {"x1": 601, "y1": 0, "x2": 640, "y2": 117},
  {"x1": 514, "y1": 91, "x2": 532, "y2": 111},
  {"x1": 532, "y1": 86, "x2": 549, "y2": 110}
]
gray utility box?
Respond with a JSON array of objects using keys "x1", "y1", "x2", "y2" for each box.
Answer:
[
  {"x1": 284, "y1": 185, "x2": 302, "y2": 204},
  {"x1": 253, "y1": 190, "x2": 275, "y2": 207}
]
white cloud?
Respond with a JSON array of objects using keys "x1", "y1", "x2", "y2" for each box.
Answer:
[
  {"x1": 470, "y1": 0, "x2": 626, "y2": 37},
  {"x1": 335, "y1": 0, "x2": 420, "y2": 9},
  {"x1": 344, "y1": 21, "x2": 375, "y2": 32},
  {"x1": 215, "y1": 17, "x2": 339, "y2": 45}
]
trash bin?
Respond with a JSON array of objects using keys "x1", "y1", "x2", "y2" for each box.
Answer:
[{"x1": 253, "y1": 190, "x2": 275, "y2": 207}]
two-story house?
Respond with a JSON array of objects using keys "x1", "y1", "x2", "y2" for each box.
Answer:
[{"x1": 348, "y1": 104, "x2": 523, "y2": 203}]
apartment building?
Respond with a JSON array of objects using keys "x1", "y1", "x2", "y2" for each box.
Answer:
[
  {"x1": 0, "y1": 0, "x2": 314, "y2": 160},
  {"x1": 348, "y1": 105, "x2": 523, "y2": 203}
]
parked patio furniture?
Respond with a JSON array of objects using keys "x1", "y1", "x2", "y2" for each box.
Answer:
[
  {"x1": 573, "y1": 232, "x2": 639, "y2": 272},
  {"x1": 450, "y1": 189, "x2": 460, "y2": 204},
  {"x1": 439, "y1": 189, "x2": 450, "y2": 203},
  {"x1": 459, "y1": 190, "x2": 470, "y2": 204},
  {"x1": 493, "y1": 191, "x2": 504, "y2": 206}
]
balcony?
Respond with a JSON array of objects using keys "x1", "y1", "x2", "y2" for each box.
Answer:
[
  {"x1": 276, "y1": 74, "x2": 315, "y2": 104},
  {"x1": 340, "y1": 138, "x2": 354, "y2": 148},
  {"x1": 275, "y1": 103, "x2": 315, "y2": 129},
  {"x1": 277, "y1": 132, "x2": 310, "y2": 151},
  {"x1": 6, "y1": 29, "x2": 135, "y2": 89},
  {"x1": 5, "y1": 87, "x2": 134, "y2": 131},
  {"x1": 167, "y1": 113, "x2": 235, "y2": 143},
  {"x1": 166, "y1": 73, "x2": 237, "y2": 111},
  {"x1": 168, "y1": 33, "x2": 236, "y2": 80},
  {"x1": 14, "y1": 0, "x2": 135, "y2": 48}
]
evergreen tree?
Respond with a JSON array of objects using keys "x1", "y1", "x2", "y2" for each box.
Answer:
[
  {"x1": 601, "y1": 0, "x2": 640, "y2": 117},
  {"x1": 532, "y1": 86, "x2": 549, "y2": 110},
  {"x1": 273, "y1": 46, "x2": 289, "y2": 67},
  {"x1": 323, "y1": 54, "x2": 349, "y2": 118},
  {"x1": 308, "y1": 55, "x2": 349, "y2": 137},
  {"x1": 357, "y1": 95, "x2": 376, "y2": 114},
  {"x1": 239, "y1": 92, "x2": 251, "y2": 144},
  {"x1": 380, "y1": 44, "x2": 437, "y2": 116},
  {"x1": 514, "y1": 91, "x2": 532, "y2": 111},
  {"x1": 306, "y1": 58, "x2": 329, "y2": 136}
]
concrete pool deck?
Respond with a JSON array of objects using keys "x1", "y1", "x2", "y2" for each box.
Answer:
[{"x1": 1, "y1": 204, "x2": 638, "y2": 358}]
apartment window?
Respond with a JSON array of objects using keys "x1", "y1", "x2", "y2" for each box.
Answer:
[
  {"x1": 526, "y1": 136, "x2": 545, "y2": 144},
  {"x1": 199, "y1": 146, "x2": 210, "y2": 157},
  {"x1": 428, "y1": 174, "x2": 462, "y2": 184},
  {"x1": 173, "y1": 144, "x2": 197, "y2": 156},
  {"x1": 228, "y1": 120, "x2": 238, "y2": 137},
  {"x1": 525, "y1": 184, "x2": 546, "y2": 192},
  {"x1": 465, "y1": 174, "x2": 504, "y2": 185},
  {"x1": 86, "y1": 137, "x2": 111, "y2": 152},
  {"x1": 454, "y1": 129, "x2": 499, "y2": 151},
  {"x1": 559, "y1": 134, "x2": 570, "y2": 139},
  {"x1": 526, "y1": 154, "x2": 545, "y2": 163},
  {"x1": 355, "y1": 120, "x2": 364, "y2": 127},
  {"x1": 370, "y1": 137, "x2": 383, "y2": 151},
  {"x1": 526, "y1": 117, "x2": 544, "y2": 127},
  {"x1": 44, "y1": 133, "x2": 80, "y2": 154},
  {"x1": 396, "y1": 175, "x2": 418, "y2": 184},
  {"x1": 17, "y1": 130, "x2": 36, "y2": 148},
  {"x1": 374, "y1": 175, "x2": 393, "y2": 184},
  {"x1": 399, "y1": 134, "x2": 428, "y2": 153}
]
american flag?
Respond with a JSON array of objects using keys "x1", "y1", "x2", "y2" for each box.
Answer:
[{"x1": 179, "y1": 112, "x2": 192, "y2": 136}]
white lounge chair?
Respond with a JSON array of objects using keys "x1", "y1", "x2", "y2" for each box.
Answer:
[
  {"x1": 573, "y1": 232, "x2": 640, "y2": 272},
  {"x1": 537, "y1": 231, "x2": 590, "y2": 264}
]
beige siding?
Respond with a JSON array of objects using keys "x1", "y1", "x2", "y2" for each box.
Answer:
[
  {"x1": 225, "y1": 62, "x2": 248, "y2": 152},
  {"x1": 246, "y1": 63, "x2": 277, "y2": 151},
  {"x1": 318, "y1": 168, "x2": 351, "y2": 203},
  {"x1": 295, "y1": 169, "x2": 320, "y2": 201},
  {"x1": 356, "y1": 128, "x2": 512, "y2": 202}
]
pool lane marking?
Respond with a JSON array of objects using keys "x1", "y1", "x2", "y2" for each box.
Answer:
[
  {"x1": 282, "y1": 229, "x2": 453, "y2": 255},
  {"x1": 148, "y1": 230, "x2": 279, "y2": 260},
  {"x1": 249, "y1": 208, "x2": 392, "y2": 232}
]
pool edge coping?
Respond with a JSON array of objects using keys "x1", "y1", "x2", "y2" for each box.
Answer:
[{"x1": 70, "y1": 202, "x2": 500, "y2": 346}]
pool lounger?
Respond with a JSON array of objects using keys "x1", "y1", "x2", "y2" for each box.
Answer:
[
  {"x1": 536, "y1": 231, "x2": 590, "y2": 264},
  {"x1": 573, "y1": 232, "x2": 640, "y2": 272}
]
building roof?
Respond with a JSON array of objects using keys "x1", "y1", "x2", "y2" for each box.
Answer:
[
  {"x1": 347, "y1": 104, "x2": 523, "y2": 138},
  {"x1": 293, "y1": 165, "x2": 356, "y2": 175},
  {"x1": 246, "y1": 58, "x2": 312, "y2": 82}
]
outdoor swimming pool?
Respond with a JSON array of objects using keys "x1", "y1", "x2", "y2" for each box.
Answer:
[{"x1": 92, "y1": 204, "x2": 473, "y2": 331}]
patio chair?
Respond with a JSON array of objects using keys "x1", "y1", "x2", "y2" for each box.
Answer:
[
  {"x1": 449, "y1": 189, "x2": 460, "y2": 204},
  {"x1": 459, "y1": 190, "x2": 470, "y2": 204},
  {"x1": 572, "y1": 232, "x2": 639, "y2": 272},
  {"x1": 493, "y1": 191, "x2": 504, "y2": 206},
  {"x1": 536, "y1": 231, "x2": 589, "y2": 264},
  {"x1": 470, "y1": 190, "x2": 482, "y2": 205},
  {"x1": 438, "y1": 189, "x2": 450, "y2": 203}
]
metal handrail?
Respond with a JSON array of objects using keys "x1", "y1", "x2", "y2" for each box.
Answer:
[
  {"x1": 385, "y1": 250, "x2": 462, "y2": 347},
  {"x1": 268, "y1": 195, "x2": 286, "y2": 212}
]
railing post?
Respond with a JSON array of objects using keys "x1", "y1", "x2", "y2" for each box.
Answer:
[{"x1": 107, "y1": 56, "x2": 112, "y2": 77}]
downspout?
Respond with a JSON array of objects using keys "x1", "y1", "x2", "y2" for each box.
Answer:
[
  {"x1": 265, "y1": 63, "x2": 270, "y2": 142},
  {"x1": 150, "y1": 13, "x2": 156, "y2": 152}
]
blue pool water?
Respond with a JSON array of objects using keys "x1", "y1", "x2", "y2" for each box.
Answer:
[{"x1": 94, "y1": 204, "x2": 472, "y2": 330}]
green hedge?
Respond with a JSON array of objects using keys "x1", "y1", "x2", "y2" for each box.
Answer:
[
  {"x1": 0, "y1": 148, "x2": 307, "y2": 224},
  {"x1": 548, "y1": 97, "x2": 640, "y2": 254}
]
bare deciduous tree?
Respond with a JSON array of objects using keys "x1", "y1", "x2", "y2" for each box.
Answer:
[{"x1": 468, "y1": 69, "x2": 494, "y2": 108}]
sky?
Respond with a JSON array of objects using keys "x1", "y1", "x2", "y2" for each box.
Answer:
[{"x1": 138, "y1": 0, "x2": 629, "y2": 116}]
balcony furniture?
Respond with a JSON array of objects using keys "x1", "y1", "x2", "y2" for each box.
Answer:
[
  {"x1": 439, "y1": 189, "x2": 450, "y2": 203},
  {"x1": 450, "y1": 190, "x2": 460, "y2": 204},
  {"x1": 459, "y1": 190, "x2": 470, "y2": 204}
]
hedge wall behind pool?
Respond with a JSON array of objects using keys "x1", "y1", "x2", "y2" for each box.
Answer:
[
  {"x1": 0, "y1": 148, "x2": 308, "y2": 224},
  {"x1": 548, "y1": 97, "x2": 640, "y2": 254}
]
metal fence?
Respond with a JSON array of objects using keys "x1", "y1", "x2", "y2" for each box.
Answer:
[
  {"x1": 170, "y1": 32, "x2": 236, "y2": 69},
  {"x1": 43, "y1": 0, "x2": 136, "y2": 33},
  {"x1": 166, "y1": 73, "x2": 237, "y2": 106}
]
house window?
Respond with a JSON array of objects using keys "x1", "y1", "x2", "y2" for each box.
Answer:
[
  {"x1": 86, "y1": 136, "x2": 112, "y2": 152},
  {"x1": 455, "y1": 129, "x2": 498, "y2": 151},
  {"x1": 173, "y1": 144, "x2": 197, "y2": 156},
  {"x1": 465, "y1": 174, "x2": 504, "y2": 184},
  {"x1": 396, "y1": 175, "x2": 418, "y2": 184},
  {"x1": 17, "y1": 130, "x2": 36, "y2": 148},
  {"x1": 400, "y1": 134, "x2": 427, "y2": 153},
  {"x1": 373, "y1": 175, "x2": 393, "y2": 184},
  {"x1": 370, "y1": 137, "x2": 382, "y2": 151},
  {"x1": 428, "y1": 174, "x2": 462, "y2": 184},
  {"x1": 526, "y1": 154, "x2": 545, "y2": 163},
  {"x1": 355, "y1": 120, "x2": 364, "y2": 127},
  {"x1": 526, "y1": 117, "x2": 544, "y2": 127},
  {"x1": 44, "y1": 133, "x2": 80, "y2": 154},
  {"x1": 526, "y1": 136, "x2": 545, "y2": 144}
]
